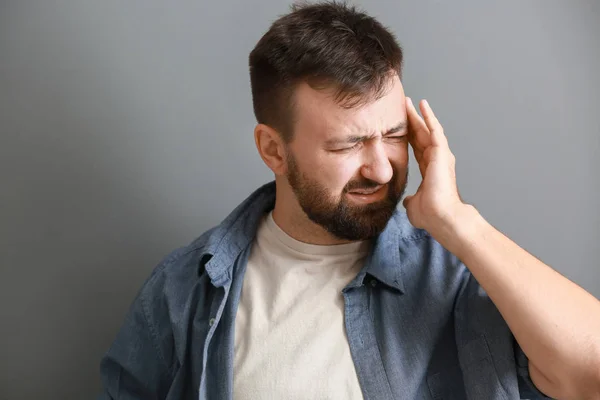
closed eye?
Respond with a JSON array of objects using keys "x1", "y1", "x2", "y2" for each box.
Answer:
[
  {"x1": 331, "y1": 136, "x2": 405, "y2": 152},
  {"x1": 331, "y1": 143, "x2": 362, "y2": 153},
  {"x1": 385, "y1": 135, "x2": 407, "y2": 142}
]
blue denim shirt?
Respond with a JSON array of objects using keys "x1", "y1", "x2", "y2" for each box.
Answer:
[{"x1": 99, "y1": 181, "x2": 553, "y2": 399}]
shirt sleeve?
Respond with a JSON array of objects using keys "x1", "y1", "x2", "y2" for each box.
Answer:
[
  {"x1": 98, "y1": 261, "x2": 176, "y2": 399},
  {"x1": 452, "y1": 263, "x2": 555, "y2": 399}
]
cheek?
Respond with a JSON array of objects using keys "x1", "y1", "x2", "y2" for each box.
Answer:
[
  {"x1": 316, "y1": 156, "x2": 359, "y2": 191},
  {"x1": 386, "y1": 142, "x2": 410, "y2": 167}
]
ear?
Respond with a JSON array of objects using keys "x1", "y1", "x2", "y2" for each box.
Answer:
[{"x1": 254, "y1": 123, "x2": 288, "y2": 175}]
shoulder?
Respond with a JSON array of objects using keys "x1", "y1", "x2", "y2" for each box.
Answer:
[
  {"x1": 137, "y1": 225, "x2": 220, "y2": 305},
  {"x1": 389, "y1": 209, "x2": 463, "y2": 265},
  {"x1": 387, "y1": 208, "x2": 470, "y2": 291}
]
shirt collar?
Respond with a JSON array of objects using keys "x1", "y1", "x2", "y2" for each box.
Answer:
[{"x1": 195, "y1": 180, "x2": 418, "y2": 293}]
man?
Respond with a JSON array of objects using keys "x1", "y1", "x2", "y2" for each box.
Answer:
[{"x1": 99, "y1": 2, "x2": 600, "y2": 399}]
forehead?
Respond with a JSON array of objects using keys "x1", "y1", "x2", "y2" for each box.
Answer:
[{"x1": 293, "y1": 75, "x2": 406, "y2": 141}]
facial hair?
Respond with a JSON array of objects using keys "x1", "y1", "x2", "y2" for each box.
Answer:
[{"x1": 286, "y1": 152, "x2": 407, "y2": 241}]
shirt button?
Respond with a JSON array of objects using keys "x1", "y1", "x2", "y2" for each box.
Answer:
[
  {"x1": 370, "y1": 279, "x2": 377, "y2": 287},
  {"x1": 209, "y1": 318, "x2": 216, "y2": 326}
]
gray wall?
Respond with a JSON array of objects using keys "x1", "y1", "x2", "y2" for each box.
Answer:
[{"x1": 1, "y1": 1, "x2": 598, "y2": 399}]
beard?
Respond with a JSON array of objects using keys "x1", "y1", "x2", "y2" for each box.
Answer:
[{"x1": 286, "y1": 152, "x2": 407, "y2": 241}]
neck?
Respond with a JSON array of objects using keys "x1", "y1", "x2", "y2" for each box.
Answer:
[{"x1": 271, "y1": 179, "x2": 353, "y2": 246}]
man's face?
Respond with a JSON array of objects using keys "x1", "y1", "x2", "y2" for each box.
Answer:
[{"x1": 285, "y1": 74, "x2": 409, "y2": 241}]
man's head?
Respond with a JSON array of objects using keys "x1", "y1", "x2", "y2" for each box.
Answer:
[{"x1": 250, "y1": 1, "x2": 409, "y2": 241}]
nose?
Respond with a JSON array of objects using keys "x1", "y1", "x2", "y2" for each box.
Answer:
[{"x1": 360, "y1": 141, "x2": 393, "y2": 185}]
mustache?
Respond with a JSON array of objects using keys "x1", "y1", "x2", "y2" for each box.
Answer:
[
  {"x1": 343, "y1": 166, "x2": 408, "y2": 193},
  {"x1": 344, "y1": 178, "x2": 384, "y2": 192}
]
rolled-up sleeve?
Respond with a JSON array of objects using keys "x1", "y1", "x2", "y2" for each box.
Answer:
[{"x1": 453, "y1": 265, "x2": 554, "y2": 399}]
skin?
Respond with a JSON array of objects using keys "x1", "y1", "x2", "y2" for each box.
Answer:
[
  {"x1": 405, "y1": 97, "x2": 600, "y2": 399},
  {"x1": 255, "y1": 74, "x2": 409, "y2": 245},
  {"x1": 254, "y1": 73, "x2": 600, "y2": 399}
]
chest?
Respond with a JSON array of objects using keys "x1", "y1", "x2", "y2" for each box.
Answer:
[{"x1": 180, "y1": 253, "x2": 516, "y2": 400}]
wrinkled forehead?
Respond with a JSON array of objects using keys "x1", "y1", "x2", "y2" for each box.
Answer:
[{"x1": 292, "y1": 76, "x2": 406, "y2": 142}]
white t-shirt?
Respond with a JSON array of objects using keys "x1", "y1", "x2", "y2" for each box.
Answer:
[{"x1": 233, "y1": 211, "x2": 370, "y2": 399}]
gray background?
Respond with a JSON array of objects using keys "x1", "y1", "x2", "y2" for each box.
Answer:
[{"x1": 1, "y1": 1, "x2": 599, "y2": 399}]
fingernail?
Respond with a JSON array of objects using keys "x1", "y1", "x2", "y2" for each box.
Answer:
[{"x1": 406, "y1": 97, "x2": 412, "y2": 105}]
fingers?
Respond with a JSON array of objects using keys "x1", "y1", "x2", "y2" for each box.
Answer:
[
  {"x1": 406, "y1": 97, "x2": 431, "y2": 152},
  {"x1": 419, "y1": 100, "x2": 448, "y2": 148},
  {"x1": 406, "y1": 97, "x2": 454, "y2": 180}
]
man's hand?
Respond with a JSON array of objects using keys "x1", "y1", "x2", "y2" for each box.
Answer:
[
  {"x1": 403, "y1": 97, "x2": 465, "y2": 235},
  {"x1": 401, "y1": 98, "x2": 600, "y2": 399}
]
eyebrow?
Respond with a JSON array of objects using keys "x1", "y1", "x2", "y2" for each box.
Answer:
[{"x1": 325, "y1": 121, "x2": 408, "y2": 146}]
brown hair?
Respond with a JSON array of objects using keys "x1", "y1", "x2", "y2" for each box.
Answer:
[{"x1": 249, "y1": 1, "x2": 403, "y2": 142}]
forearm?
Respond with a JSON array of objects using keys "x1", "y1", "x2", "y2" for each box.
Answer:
[{"x1": 432, "y1": 205, "x2": 600, "y2": 398}]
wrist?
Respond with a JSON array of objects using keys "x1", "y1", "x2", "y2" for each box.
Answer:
[{"x1": 428, "y1": 203, "x2": 484, "y2": 257}]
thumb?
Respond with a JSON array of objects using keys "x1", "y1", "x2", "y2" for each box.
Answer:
[{"x1": 402, "y1": 195, "x2": 413, "y2": 209}]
